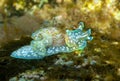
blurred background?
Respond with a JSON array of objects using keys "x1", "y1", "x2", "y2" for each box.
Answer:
[{"x1": 0, "y1": 0, "x2": 120, "y2": 81}]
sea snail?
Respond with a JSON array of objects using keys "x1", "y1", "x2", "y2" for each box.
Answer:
[{"x1": 11, "y1": 22, "x2": 93, "y2": 59}]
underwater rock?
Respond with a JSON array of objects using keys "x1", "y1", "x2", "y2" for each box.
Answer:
[
  {"x1": 54, "y1": 58, "x2": 73, "y2": 66},
  {"x1": 11, "y1": 22, "x2": 93, "y2": 59},
  {"x1": 110, "y1": 28, "x2": 120, "y2": 41}
]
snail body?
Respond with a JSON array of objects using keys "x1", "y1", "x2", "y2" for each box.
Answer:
[{"x1": 11, "y1": 22, "x2": 93, "y2": 59}]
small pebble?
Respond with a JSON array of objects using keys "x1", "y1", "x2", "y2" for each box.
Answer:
[
  {"x1": 94, "y1": 48, "x2": 101, "y2": 52},
  {"x1": 111, "y1": 41, "x2": 119, "y2": 45}
]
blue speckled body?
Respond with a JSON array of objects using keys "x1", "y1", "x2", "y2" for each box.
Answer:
[{"x1": 11, "y1": 22, "x2": 93, "y2": 59}]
